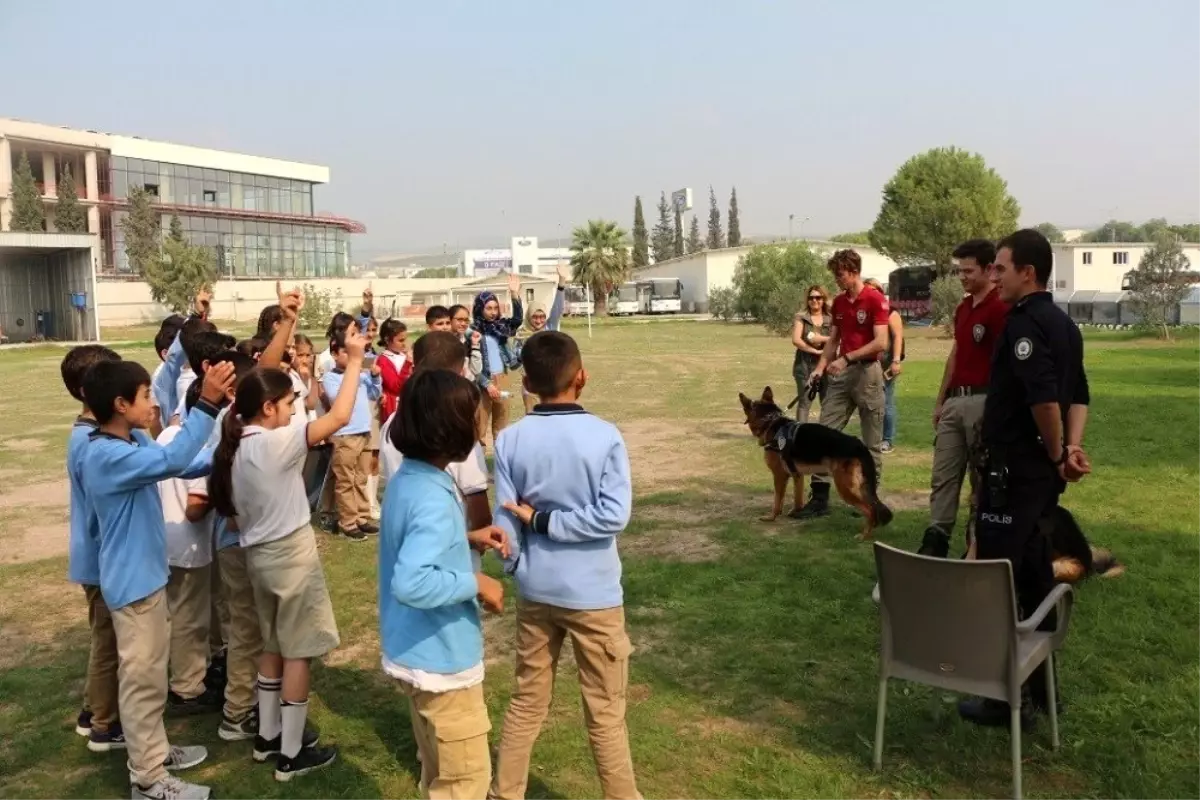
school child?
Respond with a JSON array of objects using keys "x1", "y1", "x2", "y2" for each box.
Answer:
[
  {"x1": 172, "y1": 328, "x2": 237, "y2": 424},
  {"x1": 378, "y1": 369, "x2": 507, "y2": 800},
  {"x1": 151, "y1": 288, "x2": 213, "y2": 428},
  {"x1": 206, "y1": 325, "x2": 372, "y2": 781},
  {"x1": 291, "y1": 334, "x2": 319, "y2": 424},
  {"x1": 81, "y1": 358, "x2": 236, "y2": 800},
  {"x1": 520, "y1": 266, "x2": 568, "y2": 413},
  {"x1": 472, "y1": 273, "x2": 524, "y2": 445},
  {"x1": 320, "y1": 329, "x2": 383, "y2": 540},
  {"x1": 151, "y1": 315, "x2": 186, "y2": 433},
  {"x1": 448, "y1": 304, "x2": 485, "y2": 381},
  {"x1": 490, "y1": 330, "x2": 640, "y2": 800},
  {"x1": 364, "y1": 316, "x2": 384, "y2": 518},
  {"x1": 61, "y1": 344, "x2": 126, "y2": 751},
  {"x1": 314, "y1": 313, "x2": 355, "y2": 529},
  {"x1": 377, "y1": 318, "x2": 413, "y2": 439},
  {"x1": 425, "y1": 305, "x2": 452, "y2": 332}
]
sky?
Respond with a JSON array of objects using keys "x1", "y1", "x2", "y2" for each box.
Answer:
[{"x1": 4, "y1": 0, "x2": 1198, "y2": 259}]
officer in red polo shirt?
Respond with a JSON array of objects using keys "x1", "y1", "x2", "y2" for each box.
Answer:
[
  {"x1": 918, "y1": 239, "x2": 1010, "y2": 557},
  {"x1": 796, "y1": 249, "x2": 890, "y2": 519}
]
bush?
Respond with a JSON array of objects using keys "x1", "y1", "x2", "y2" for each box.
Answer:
[
  {"x1": 730, "y1": 242, "x2": 834, "y2": 334},
  {"x1": 930, "y1": 274, "x2": 964, "y2": 333},
  {"x1": 708, "y1": 286, "x2": 738, "y2": 321},
  {"x1": 299, "y1": 283, "x2": 345, "y2": 333}
]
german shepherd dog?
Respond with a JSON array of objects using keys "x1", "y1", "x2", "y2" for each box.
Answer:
[{"x1": 740, "y1": 386, "x2": 894, "y2": 540}]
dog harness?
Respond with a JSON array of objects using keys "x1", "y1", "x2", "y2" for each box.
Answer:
[{"x1": 762, "y1": 413, "x2": 801, "y2": 476}]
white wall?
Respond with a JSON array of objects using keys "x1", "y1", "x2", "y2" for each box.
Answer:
[{"x1": 1052, "y1": 244, "x2": 1200, "y2": 293}]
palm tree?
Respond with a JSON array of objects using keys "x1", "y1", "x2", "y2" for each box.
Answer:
[{"x1": 569, "y1": 219, "x2": 630, "y2": 315}]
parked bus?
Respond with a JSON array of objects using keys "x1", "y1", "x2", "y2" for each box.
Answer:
[
  {"x1": 609, "y1": 281, "x2": 647, "y2": 315},
  {"x1": 564, "y1": 284, "x2": 594, "y2": 316},
  {"x1": 639, "y1": 278, "x2": 684, "y2": 314}
]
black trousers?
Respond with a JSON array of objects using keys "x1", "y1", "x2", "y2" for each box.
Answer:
[{"x1": 974, "y1": 458, "x2": 1062, "y2": 705}]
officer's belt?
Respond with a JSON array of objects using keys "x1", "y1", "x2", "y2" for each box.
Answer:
[{"x1": 946, "y1": 385, "x2": 987, "y2": 398}]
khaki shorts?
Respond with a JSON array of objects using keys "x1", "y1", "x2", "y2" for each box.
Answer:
[
  {"x1": 245, "y1": 525, "x2": 340, "y2": 659},
  {"x1": 368, "y1": 408, "x2": 382, "y2": 451}
]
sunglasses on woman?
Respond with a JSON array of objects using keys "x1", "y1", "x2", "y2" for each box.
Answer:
[{"x1": 808, "y1": 295, "x2": 823, "y2": 301}]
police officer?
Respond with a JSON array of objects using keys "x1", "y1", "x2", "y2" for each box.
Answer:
[{"x1": 958, "y1": 228, "x2": 1092, "y2": 727}]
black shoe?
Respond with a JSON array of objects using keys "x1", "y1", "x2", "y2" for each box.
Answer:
[
  {"x1": 75, "y1": 708, "x2": 93, "y2": 737},
  {"x1": 253, "y1": 727, "x2": 322, "y2": 762},
  {"x1": 958, "y1": 696, "x2": 1038, "y2": 730},
  {"x1": 357, "y1": 521, "x2": 379, "y2": 535},
  {"x1": 203, "y1": 652, "x2": 227, "y2": 694},
  {"x1": 793, "y1": 483, "x2": 831, "y2": 520},
  {"x1": 274, "y1": 743, "x2": 337, "y2": 782},
  {"x1": 317, "y1": 514, "x2": 337, "y2": 533},
  {"x1": 917, "y1": 526, "x2": 951, "y2": 558},
  {"x1": 167, "y1": 687, "x2": 223, "y2": 715}
]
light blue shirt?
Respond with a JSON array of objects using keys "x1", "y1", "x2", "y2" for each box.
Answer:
[
  {"x1": 320, "y1": 369, "x2": 382, "y2": 436},
  {"x1": 151, "y1": 332, "x2": 188, "y2": 428},
  {"x1": 82, "y1": 402, "x2": 218, "y2": 610},
  {"x1": 546, "y1": 287, "x2": 565, "y2": 331},
  {"x1": 67, "y1": 417, "x2": 101, "y2": 585},
  {"x1": 379, "y1": 458, "x2": 482, "y2": 673},
  {"x1": 494, "y1": 404, "x2": 632, "y2": 610}
]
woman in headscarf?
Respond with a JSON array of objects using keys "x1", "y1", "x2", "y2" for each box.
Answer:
[{"x1": 471, "y1": 272, "x2": 524, "y2": 446}]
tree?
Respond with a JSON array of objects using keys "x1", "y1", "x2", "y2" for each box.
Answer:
[
  {"x1": 299, "y1": 283, "x2": 346, "y2": 331},
  {"x1": 930, "y1": 274, "x2": 965, "y2": 333},
  {"x1": 730, "y1": 241, "x2": 835, "y2": 334},
  {"x1": 121, "y1": 186, "x2": 160, "y2": 276},
  {"x1": 651, "y1": 192, "x2": 674, "y2": 264},
  {"x1": 1125, "y1": 234, "x2": 1195, "y2": 341},
  {"x1": 141, "y1": 215, "x2": 219, "y2": 314},
  {"x1": 829, "y1": 231, "x2": 871, "y2": 245},
  {"x1": 673, "y1": 208, "x2": 684, "y2": 258},
  {"x1": 727, "y1": 187, "x2": 741, "y2": 246},
  {"x1": 631, "y1": 196, "x2": 649, "y2": 270},
  {"x1": 1032, "y1": 222, "x2": 1064, "y2": 243},
  {"x1": 707, "y1": 285, "x2": 737, "y2": 321},
  {"x1": 54, "y1": 163, "x2": 87, "y2": 233},
  {"x1": 569, "y1": 219, "x2": 630, "y2": 315},
  {"x1": 1169, "y1": 223, "x2": 1200, "y2": 242},
  {"x1": 687, "y1": 215, "x2": 704, "y2": 254},
  {"x1": 868, "y1": 147, "x2": 1020, "y2": 273},
  {"x1": 10, "y1": 152, "x2": 45, "y2": 232},
  {"x1": 1082, "y1": 219, "x2": 1143, "y2": 243},
  {"x1": 706, "y1": 186, "x2": 724, "y2": 249}
]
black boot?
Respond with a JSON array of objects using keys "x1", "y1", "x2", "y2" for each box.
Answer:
[
  {"x1": 792, "y1": 482, "x2": 830, "y2": 520},
  {"x1": 917, "y1": 525, "x2": 951, "y2": 558},
  {"x1": 958, "y1": 684, "x2": 1038, "y2": 730}
]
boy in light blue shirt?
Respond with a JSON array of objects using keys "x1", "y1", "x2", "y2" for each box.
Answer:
[
  {"x1": 320, "y1": 329, "x2": 383, "y2": 540},
  {"x1": 81, "y1": 358, "x2": 234, "y2": 800},
  {"x1": 490, "y1": 330, "x2": 640, "y2": 800}
]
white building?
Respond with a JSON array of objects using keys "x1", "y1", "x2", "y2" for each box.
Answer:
[
  {"x1": 1050, "y1": 242, "x2": 1200, "y2": 293},
  {"x1": 462, "y1": 236, "x2": 571, "y2": 278},
  {"x1": 634, "y1": 240, "x2": 902, "y2": 313}
]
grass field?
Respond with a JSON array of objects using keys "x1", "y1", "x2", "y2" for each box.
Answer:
[{"x1": 0, "y1": 320, "x2": 1197, "y2": 799}]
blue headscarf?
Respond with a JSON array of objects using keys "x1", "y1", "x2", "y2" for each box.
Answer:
[{"x1": 472, "y1": 291, "x2": 519, "y2": 341}]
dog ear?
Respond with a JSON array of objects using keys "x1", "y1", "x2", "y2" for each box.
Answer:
[
  {"x1": 762, "y1": 386, "x2": 774, "y2": 404},
  {"x1": 739, "y1": 392, "x2": 752, "y2": 414}
]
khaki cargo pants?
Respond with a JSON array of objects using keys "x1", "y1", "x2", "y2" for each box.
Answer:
[
  {"x1": 83, "y1": 585, "x2": 120, "y2": 733},
  {"x1": 476, "y1": 373, "x2": 511, "y2": 447},
  {"x1": 929, "y1": 393, "x2": 987, "y2": 532},
  {"x1": 218, "y1": 545, "x2": 263, "y2": 720},
  {"x1": 166, "y1": 564, "x2": 212, "y2": 699},
  {"x1": 812, "y1": 360, "x2": 886, "y2": 486},
  {"x1": 399, "y1": 680, "x2": 492, "y2": 800},
  {"x1": 111, "y1": 589, "x2": 172, "y2": 788},
  {"x1": 491, "y1": 601, "x2": 640, "y2": 800},
  {"x1": 331, "y1": 432, "x2": 372, "y2": 531}
]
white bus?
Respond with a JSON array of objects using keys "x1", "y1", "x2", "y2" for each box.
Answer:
[
  {"x1": 609, "y1": 281, "x2": 646, "y2": 315},
  {"x1": 640, "y1": 278, "x2": 684, "y2": 314},
  {"x1": 564, "y1": 284, "x2": 594, "y2": 316}
]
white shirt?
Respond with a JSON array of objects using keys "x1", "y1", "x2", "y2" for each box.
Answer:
[
  {"x1": 231, "y1": 423, "x2": 311, "y2": 547},
  {"x1": 381, "y1": 656, "x2": 484, "y2": 693},
  {"x1": 157, "y1": 426, "x2": 212, "y2": 568},
  {"x1": 380, "y1": 410, "x2": 489, "y2": 572},
  {"x1": 173, "y1": 369, "x2": 196, "y2": 421},
  {"x1": 290, "y1": 370, "x2": 312, "y2": 427}
]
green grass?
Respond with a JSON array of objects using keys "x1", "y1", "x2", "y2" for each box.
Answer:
[{"x1": 0, "y1": 323, "x2": 1197, "y2": 798}]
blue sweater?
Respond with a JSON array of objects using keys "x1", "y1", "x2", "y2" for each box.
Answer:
[
  {"x1": 379, "y1": 458, "x2": 482, "y2": 673},
  {"x1": 151, "y1": 332, "x2": 188, "y2": 428},
  {"x1": 67, "y1": 417, "x2": 101, "y2": 585},
  {"x1": 320, "y1": 369, "x2": 382, "y2": 436},
  {"x1": 494, "y1": 404, "x2": 632, "y2": 610},
  {"x1": 82, "y1": 401, "x2": 219, "y2": 610}
]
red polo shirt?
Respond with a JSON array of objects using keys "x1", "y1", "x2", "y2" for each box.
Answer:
[
  {"x1": 832, "y1": 285, "x2": 890, "y2": 360},
  {"x1": 949, "y1": 288, "x2": 1009, "y2": 389}
]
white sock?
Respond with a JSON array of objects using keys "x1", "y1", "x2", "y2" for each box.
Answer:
[
  {"x1": 368, "y1": 475, "x2": 380, "y2": 512},
  {"x1": 281, "y1": 699, "x2": 308, "y2": 759},
  {"x1": 257, "y1": 674, "x2": 282, "y2": 740}
]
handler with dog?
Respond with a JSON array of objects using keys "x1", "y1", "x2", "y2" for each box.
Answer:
[{"x1": 957, "y1": 228, "x2": 1092, "y2": 728}]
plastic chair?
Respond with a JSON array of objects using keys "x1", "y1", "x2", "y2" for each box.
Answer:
[{"x1": 870, "y1": 542, "x2": 1074, "y2": 800}]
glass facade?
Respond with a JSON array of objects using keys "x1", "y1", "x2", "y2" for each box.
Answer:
[{"x1": 104, "y1": 156, "x2": 349, "y2": 278}]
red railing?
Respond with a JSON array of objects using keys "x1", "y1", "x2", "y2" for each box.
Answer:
[{"x1": 96, "y1": 194, "x2": 365, "y2": 233}]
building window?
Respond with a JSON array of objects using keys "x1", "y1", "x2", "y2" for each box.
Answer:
[
  {"x1": 143, "y1": 183, "x2": 159, "y2": 197},
  {"x1": 1082, "y1": 251, "x2": 1092, "y2": 265},
  {"x1": 1056, "y1": 280, "x2": 1067, "y2": 289},
  {"x1": 519, "y1": 264, "x2": 533, "y2": 274},
  {"x1": 1113, "y1": 251, "x2": 1128, "y2": 265},
  {"x1": 203, "y1": 189, "x2": 217, "y2": 203}
]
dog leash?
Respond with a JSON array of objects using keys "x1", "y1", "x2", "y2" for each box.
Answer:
[{"x1": 786, "y1": 375, "x2": 826, "y2": 409}]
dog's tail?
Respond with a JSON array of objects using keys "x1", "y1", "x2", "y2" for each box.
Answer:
[
  {"x1": 1089, "y1": 547, "x2": 1125, "y2": 578},
  {"x1": 858, "y1": 445, "x2": 893, "y2": 528}
]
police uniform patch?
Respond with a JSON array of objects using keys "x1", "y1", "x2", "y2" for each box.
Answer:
[
  {"x1": 1014, "y1": 337, "x2": 1033, "y2": 360},
  {"x1": 972, "y1": 323, "x2": 985, "y2": 343},
  {"x1": 856, "y1": 309, "x2": 867, "y2": 324}
]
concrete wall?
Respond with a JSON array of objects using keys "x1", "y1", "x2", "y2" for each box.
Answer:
[
  {"x1": 0, "y1": 248, "x2": 97, "y2": 342},
  {"x1": 1052, "y1": 243, "x2": 1200, "y2": 292}
]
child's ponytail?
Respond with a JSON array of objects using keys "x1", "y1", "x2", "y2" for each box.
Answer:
[{"x1": 209, "y1": 409, "x2": 244, "y2": 518}]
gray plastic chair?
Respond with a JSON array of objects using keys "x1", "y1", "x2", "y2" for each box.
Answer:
[{"x1": 870, "y1": 542, "x2": 1074, "y2": 800}]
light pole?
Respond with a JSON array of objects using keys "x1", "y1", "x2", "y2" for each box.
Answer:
[{"x1": 789, "y1": 214, "x2": 794, "y2": 241}]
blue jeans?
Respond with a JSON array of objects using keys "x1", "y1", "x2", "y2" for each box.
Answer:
[{"x1": 883, "y1": 376, "x2": 898, "y2": 444}]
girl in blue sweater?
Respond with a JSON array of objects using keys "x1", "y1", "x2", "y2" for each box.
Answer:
[{"x1": 378, "y1": 369, "x2": 506, "y2": 799}]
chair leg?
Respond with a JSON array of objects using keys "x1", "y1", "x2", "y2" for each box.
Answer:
[
  {"x1": 873, "y1": 676, "x2": 888, "y2": 771},
  {"x1": 1046, "y1": 652, "x2": 1060, "y2": 751},
  {"x1": 1011, "y1": 704, "x2": 1023, "y2": 800}
]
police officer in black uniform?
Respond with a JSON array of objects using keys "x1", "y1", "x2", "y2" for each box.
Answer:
[{"x1": 958, "y1": 228, "x2": 1092, "y2": 727}]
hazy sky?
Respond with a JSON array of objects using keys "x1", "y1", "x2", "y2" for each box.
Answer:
[{"x1": 5, "y1": 0, "x2": 1198, "y2": 258}]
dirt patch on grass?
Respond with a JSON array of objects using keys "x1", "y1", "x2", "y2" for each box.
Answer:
[
  {"x1": 0, "y1": 578, "x2": 88, "y2": 670},
  {"x1": 879, "y1": 489, "x2": 928, "y2": 513},
  {"x1": 622, "y1": 528, "x2": 724, "y2": 563},
  {"x1": 0, "y1": 524, "x2": 70, "y2": 566},
  {"x1": 618, "y1": 420, "x2": 716, "y2": 491},
  {"x1": 0, "y1": 438, "x2": 46, "y2": 452},
  {"x1": 0, "y1": 478, "x2": 69, "y2": 510}
]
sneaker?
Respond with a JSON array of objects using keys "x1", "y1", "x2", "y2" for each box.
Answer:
[
  {"x1": 317, "y1": 514, "x2": 337, "y2": 533},
  {"x1": 274, "y1": 744, "x2": 338, "y2": 782},
  {"x1": 880, "y1": 441, "x2": 894, "y2": 454},
  {"x1": 76, "y1": 708, "x2": 93, "y2": 737},
  {"x1": 87, "y1": 722, "x2": 127, "y2": 752},
  {"x1": 167, "y1": 687, "x2": 222, "y2": 715},
  {"x1": 218, "y1": 709, "x2": 259, "y2": 742},
  {"x1": 126, "y1": 746, "x2": 208, "y2": 786},
  {"x1": 131, "y1": 775, "x2": 210, "y2": 800},
  {"x1": 917, "y1": 526, "x2": 951, "y2": 558},
  {"x1": 357, "y1": 521, "x2": 379, "y2": 535},
  {"x1": 252, "y1": 727, "x2": 321, "y2": 762},
  {"x1": 338, "y1": 526, "x2": 367, "y2": 542}
]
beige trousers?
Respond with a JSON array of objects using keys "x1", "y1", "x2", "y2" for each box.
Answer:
[
  {"x1": 812, "y1": 361, "x2": 885, "y2": 486},
  {"x1": 111, "y1": 589, "x2": 171, "y2": 787},
  {"x1": 331, "y1": 433, "x2": 372, "y2": 529},
  {"x1": 166, "y1": 564, "x2": 212, "y2": 698},
  {"x1": 218, "y1": 545, "x2": 263, "y2": 720},
  {"x1": 83, "y1": 585, "x2": 120, "y2": 733},
  {"x1": 929, "y1": 393, "x2": 987, "y2": 530},
  {"x1": 400, "y1": 680, "x2": 493, "y2": 800}
]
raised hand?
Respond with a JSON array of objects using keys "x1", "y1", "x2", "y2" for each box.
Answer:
[
  {"x1": 200, "y1": 361, "x2": 236, "y2": 404},
  {"x1": 507, "y1": 272, "x2": 520, "y2": 297},
  {"x1": 194, "y1": 287, "x2": 213, "y2": 318},
  {"x1": 343, "y1": 326, "x2": 368, "y2": 360},
  {"x1": 556, "y1": 262, "x2": 569, "y2": 287}
]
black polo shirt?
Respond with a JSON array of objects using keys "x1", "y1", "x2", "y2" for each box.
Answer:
[{"x1": 981, "y1": 291, "x2": 1089, "y2": 456}]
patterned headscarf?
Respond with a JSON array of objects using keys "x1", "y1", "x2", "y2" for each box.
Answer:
[{"x1": 472, "y1": 291, "x2": 519, "y2": 341}]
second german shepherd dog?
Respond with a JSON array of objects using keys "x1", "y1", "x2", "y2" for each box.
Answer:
[{"x1": 740, "y1": 386, "x2": 893, "y2": 540}]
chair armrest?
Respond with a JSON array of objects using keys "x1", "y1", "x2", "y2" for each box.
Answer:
[{"x1": 1016, "y1": 583, "x2": 1074, "y2": 647}]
